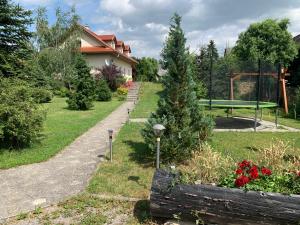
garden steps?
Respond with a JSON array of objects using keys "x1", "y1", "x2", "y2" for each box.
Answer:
[{"x1": 126, "y1": 82, "x2": 140, "y2": 102}]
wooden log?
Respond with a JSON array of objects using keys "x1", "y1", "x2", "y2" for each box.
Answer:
[{"x1": 150, "y1": 169, "x2": 300, "y2": 225}]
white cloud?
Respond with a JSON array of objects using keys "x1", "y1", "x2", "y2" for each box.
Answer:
[
  {"x1": 145, "y1": 23, "x2": 168, "y2": 33},
  {"x1": 100, "y1": 0, "x2": 135, "y2": 16}
]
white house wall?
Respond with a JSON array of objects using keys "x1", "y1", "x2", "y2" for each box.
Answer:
[
  {"x1": 81, "y1": 33, "x2": 103, "y2": 47},
  {"x1": 83, "y1": 54, "x2": 133, "y2": 81}
]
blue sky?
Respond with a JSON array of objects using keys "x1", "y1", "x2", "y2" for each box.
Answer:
[{"x1": 14, "y1": 0, "x2": 300, "y2": 59}]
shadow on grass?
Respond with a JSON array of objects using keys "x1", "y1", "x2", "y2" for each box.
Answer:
[
  {"x1": 134, "y1": 200, "x2": 165, "y2": 224},
  {"x1": 0, "y1": 134, "x2": 46, "y2": 152},
  {"x1": 246, "y1": 146, "x2": 259, "y2": 152},
  {"x1": 124, "y1": 140, "x2": 155, "y2": 168},
  {"x1": 128, "y1": 176, "x2": 148, "y2": 189}
]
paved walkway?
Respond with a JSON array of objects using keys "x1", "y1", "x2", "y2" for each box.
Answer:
[{"x1": 0, "y1": 84, "x2": 139, "y2": 221}]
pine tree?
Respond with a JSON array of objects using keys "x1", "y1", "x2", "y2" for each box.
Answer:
[
  {"x1": 95, "y1": 79, "x2": 112, "y2": 101},
  {"x1": 67, "y1": 55, "x2": 95, "y2": 110},
  {"x1": 142, "y1": 14, "x2": 214, "y2": 164},
  {"x1": 195, "y1": 41, "x2": 218, "y2": 91},
  {"x1": 0, "y1": 0, "x2": 33, "y2": 76}
]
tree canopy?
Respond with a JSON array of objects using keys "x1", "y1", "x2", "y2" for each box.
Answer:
[
  {"x1": 0, "y1": 0, "x2": 33, "y2": 76},
  {"x1": 136, "y1": 57, "x2": 159, "y2": 81},
  {"x1": 234, "y1": 19, "x2": 298, "y2": 66}
]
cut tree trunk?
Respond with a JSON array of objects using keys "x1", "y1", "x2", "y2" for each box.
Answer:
[{"x1": 150, "y1": 169, "x2": 300, "y2": 225}]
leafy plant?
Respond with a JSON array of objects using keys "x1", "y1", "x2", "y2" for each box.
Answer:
[
  {"x1": 95, "y1": 79, "x2": 111, "y2": 101},
  {"x1": 117, "y1": 87, "x2": 128, "y2": 101},
  {"x1": 234, "y1": 19, "x2": 297, "y2": 66},
  {"x1": 31, "y1": 88, "x2": 53, "y2": 103},
  {"x1": 219, "y1": 159, "x2": 300, "y2": 195},
  {"x1": 136, "y1": 57, "x2": 159, "y2": 81},
  {"x1": 0, "y1": 79, "x2": 46, "y2": 148},
  {"x1": 98, "y1": 64, "x2": 122, "y2": 91}
]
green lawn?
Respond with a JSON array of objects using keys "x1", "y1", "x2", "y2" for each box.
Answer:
[
  {"x1": 208, "y1": 108, "x2": 300, "y2": 129},
  {"x1": 210, "y1": 132, "x2": 300, "y2": 161},
  {"x1": 130, "y1": 82, "x2": 163, "y2": 118},
  {"x1": 88, "y1": 123, "x2": 154, "y2": 199},
  {"x1": 0, "y1": 97, "x2": 123, "y2": 169}
]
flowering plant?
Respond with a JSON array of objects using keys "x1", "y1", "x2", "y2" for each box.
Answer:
[
  {"x1": 121, "y1": 81, "x2": 134, "y2": 89},
  {"x1": 219, "y1": 159, "x2": 300, "y2": 194},
  {"x1": 234, "y1": 160, "x2": 271, "y2": 187}
]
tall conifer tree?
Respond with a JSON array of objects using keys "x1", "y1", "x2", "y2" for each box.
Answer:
[{"x1": 142, "y1": 14, "x2": 213, "y2": 163}]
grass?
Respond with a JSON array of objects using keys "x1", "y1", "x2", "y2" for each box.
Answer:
[
  {"x1": 208, "y1": 107, "x2": 300, "y2": 129},
  {"x1": 210, "y1": 132, "x2": 300, "y2": 161},
  {"x1": 0, "y1": 97, "x2": 123, "y2": 169},
  {"x1": 130, "y1": 82, "x2": 163, "y2": 118},
  {"x1": 88, "y1": 122, "x2": 154, "y2": 198}
]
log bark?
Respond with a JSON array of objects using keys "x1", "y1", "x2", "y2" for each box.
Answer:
[{"x1": 150, "y1": 169, "x2": 300, "y2": 225}]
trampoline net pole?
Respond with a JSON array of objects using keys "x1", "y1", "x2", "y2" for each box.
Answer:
[
  {"x1": 209, "y1": 48, "x2": 213, "y2": 110},
  {"x1": 275, "y1": 63, "x2": 281, "y2": 128},
  {"x1": 254, "y1": 109, "x2": 257, "y2": 132},
  {"x1": 256, "y1": 59, "x2": 261, "y2": 111}
]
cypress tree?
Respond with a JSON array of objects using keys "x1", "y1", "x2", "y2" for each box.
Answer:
[
  {"x1": 142, "y1": 14, "x2": 213, "y2": 164},
  {"x1": 67, "y1": 55, "x2": 95, "y2": 110}
]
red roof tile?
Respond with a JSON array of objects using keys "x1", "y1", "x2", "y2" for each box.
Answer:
[
  {"x1": 80, "y1": 25, "x2": 137, "y2": 65},
  {"x1": 124, "y1": 45, "x2": 131, "y2": 53},
  {"x1": 98, "y1": 35, "x2": 117, "y2": 42}
]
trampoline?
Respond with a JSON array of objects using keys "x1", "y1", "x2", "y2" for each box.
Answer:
[
  {"x1": 202, "y1": 58, "x2": 287, "y2": 131},
  {"x1": 199, "y1": 99, "x2": 277, "y2": 109}
]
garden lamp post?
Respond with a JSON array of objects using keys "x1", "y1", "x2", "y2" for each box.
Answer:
[
  {"x1": 127, "y1": 108, "x2": 130, "y2": 122},
  {"x1": 108, "y1": 129, "x2": 113, "y2": 162},
  {"x1": 153, "y1": 124, "x2": 166, "y2": 169}
]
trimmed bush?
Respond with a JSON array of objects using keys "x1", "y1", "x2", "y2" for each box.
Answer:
[
  {"x1": 31, "y1": 88, "x2": 53, "y2": 103},
  {"x1": 0, "y1": 79, "x2": 46, "y2": 148},
  {"x1": 95, "y1": 79, "x2": 111, "y2": 101}
]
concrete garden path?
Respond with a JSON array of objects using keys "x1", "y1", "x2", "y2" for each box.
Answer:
[{"x1": 0, "y1": 83, "x2": 140, "y2": 221}]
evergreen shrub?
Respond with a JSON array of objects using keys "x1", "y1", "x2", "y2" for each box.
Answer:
[
  {"x1": 0, "y1": 79, "x2": 46, "y2": 148},
  {"x1": 31, "y1": 88, "x2": 53, "y2": 103},
  {"x1": 96, "y1": 79, "x2": 112, "y2": 101}
]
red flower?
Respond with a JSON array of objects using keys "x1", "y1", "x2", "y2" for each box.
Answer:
[
  {"x1": 261, "y1": 167, "x2": 272, "y2": 176},
  {"x1": 238, "y1": 160, "x2": 251, "y2": 169},
  {"x1": 249, "y1": 165, "x2": 259, "y2": 180},
  {"x1": 235, "y1": 168, "x2": 243, "y2": 175},
  {"x1": 235, "y1": 175, "x2": 250, "y2": 187}
]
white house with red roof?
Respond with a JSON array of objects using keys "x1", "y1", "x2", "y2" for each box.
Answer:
[{"x1": 79, "y1": 25, "x2": 137, "y2": 81}]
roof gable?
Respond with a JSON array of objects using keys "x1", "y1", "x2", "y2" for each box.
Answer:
[{"x1": 80, "y1": 25, "x2": 137, "y2": 65}]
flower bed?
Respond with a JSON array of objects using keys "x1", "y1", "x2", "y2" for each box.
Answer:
[
  {"x1": 150, "y1": 169, "x2": 300, "y2": 225},
  {"x1": 219, "y1": 160, "x2": 300, "y2": 195}
]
